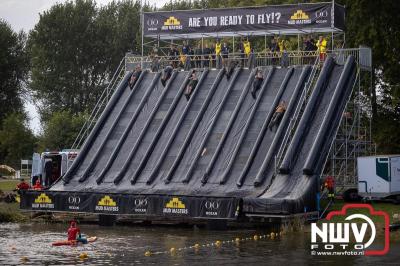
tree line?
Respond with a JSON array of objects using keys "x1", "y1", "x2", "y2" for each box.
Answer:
[{"x1": 0, "y1": 0, "x2": 399, "y2": 169}]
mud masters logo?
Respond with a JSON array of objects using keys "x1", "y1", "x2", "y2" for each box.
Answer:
[
  {"x1": 32, "y1": 193, "x2": 54, "y2": 209},
  {"x1": 311, "y1": 204, "x2": 390, "y2": 256},
  {"x1": 95, "y1": 195, "x2": 119, "y2": 212},
  {"x1": 163, "y1": 197, "x2": 188, "y2": 215}
]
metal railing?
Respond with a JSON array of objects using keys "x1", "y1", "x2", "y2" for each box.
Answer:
[
  {"x1": 125, "y1": 47, "x2": 372, "y2": 71},
  {"x1": 71, "y1": 58, "x2": 126, "y2": 150}
]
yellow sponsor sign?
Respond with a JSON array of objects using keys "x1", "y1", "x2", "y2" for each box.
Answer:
[
  {"x1": 97, "y1": 195, "x2": 117, "y2": 206},
  {"x1": 32, "y1": 193, "x2": 54, "y2": 209},
  {"x1": 164, "y1": 16, "x2": 181, "y2": 26},
  {"x1": 290, "y1": 10, "x2": 309, "y2": 20},
  {"x1": 34, "y1": 193, "x2": 52, "y2": 204},
  {"x1": 165, "y1": 197, "x2": 186, "y2": 208},
  {"x1": 95, "y1": 195, "x2": 119, "y2": 212},
  {"x1": 163, "y1": 197, "x2": 188, "y2": 214}
]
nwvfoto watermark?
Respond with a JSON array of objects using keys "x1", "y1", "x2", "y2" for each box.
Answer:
[{"x1": 310, "y1": 204, "x2": 390, "y2": 256}]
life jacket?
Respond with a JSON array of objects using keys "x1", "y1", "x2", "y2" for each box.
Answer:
[
  {"x1": 317, "y1": 39, "x2": 327, "y2": 53},
  {"x1": 215, "y1": 42, "x2": 221, "y2": 56},
  {"x1": 244, "y1": 41, "x2": 251, "y2": 56}
]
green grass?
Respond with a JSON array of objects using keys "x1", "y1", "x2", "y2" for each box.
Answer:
[{"x1": 0, "y1": 179, "x2": 19, "y2": 192}]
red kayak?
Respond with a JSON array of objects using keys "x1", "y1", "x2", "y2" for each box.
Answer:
[{"x1": 52, "y1": 236, "x2": 97, "y2": 246}]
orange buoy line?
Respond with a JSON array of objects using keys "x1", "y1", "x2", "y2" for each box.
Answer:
[{"x1": 144, "y1": 231, "x2": 283, "y2": 256}]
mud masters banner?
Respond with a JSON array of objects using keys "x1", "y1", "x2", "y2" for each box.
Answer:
[
  {"x1": 144, "y1": 3, "x2": 345, "y2": 38},
  {"x1": 20, "y1": 191, "x2": 240, "y2": 219}
]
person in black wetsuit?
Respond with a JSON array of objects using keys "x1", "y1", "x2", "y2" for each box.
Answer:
[
  {"x1": 184, "y1": 71, "x2": 198, "y2": 101},
  {"x1": 161, "y1": 65, "x2": 173, "y2": 87},
  {"x1": 225, "y1": 59, "x2": 238, "y2": 79},
  {"x1": 129, "y1": 65, "x2": 142, "y2": 90},
  {"x1": 251, "y1": 70, "x2": 264, "y2": 99},
  {"x1": 269, "y1": 101, "x2": 287, "y2": 131}
]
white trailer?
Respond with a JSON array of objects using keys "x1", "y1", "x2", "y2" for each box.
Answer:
[
  {"x1": 31, "y1": 149, "x2": 79, "y2": 187},
  {"x1": 357, "y1": 155, "x2": 400, "y2": 200}
]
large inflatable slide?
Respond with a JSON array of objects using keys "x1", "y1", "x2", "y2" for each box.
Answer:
[{"x1": 21, "y1": 56, "x2": 357, "y2": 220}]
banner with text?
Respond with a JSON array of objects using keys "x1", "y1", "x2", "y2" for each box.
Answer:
[
  {"x1": 144, "y1": 3, "x2": 344, "y2": 38},
  {"x1": 20, "y1": 191, "x2": 240, "y2": 220}
]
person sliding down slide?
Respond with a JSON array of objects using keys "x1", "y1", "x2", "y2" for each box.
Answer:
[
  {"x1": 161, "y1": 65, "x2": 173, "y2": 87},
  {"x1": 68, "y1": 221, "x2": 87, "y2": 244},
  {"x1": 129, "y1": 65, "x2": 142, "y2": 90},
  {"x1": 269, "y1": 101, "x2": 286, "y2": 131}
]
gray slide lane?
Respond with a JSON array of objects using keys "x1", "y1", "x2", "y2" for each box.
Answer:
[
  {"x1": 77, "y1": 71, "x2": 155, "y2": 184},
  {"x1": 261, "y1": 63, "x2": 344, "y2": 200},
  {"x1": 231, "y1": 67, "x2": 305, "y2": 191},
  {"x1": 63, "y1": 72, "x2": 153, "y2": 184},
  {"x1": 114, "y1": 71, "x2": 188, "y2": 187},
  {"x1": 183, "y1": 69, "x2": 251, "y2": 185},
  {"x1": 171, "y1": 69, "x2": 236, "y2": 185}
]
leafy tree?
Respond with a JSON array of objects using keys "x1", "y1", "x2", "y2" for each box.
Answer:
[
  {"x1": 0, "y1": 19, "x2": 29, "y2": 124},
  {"x1": 38, "y1": 111, "x2": 87, "y2": 151},
  {"x1": 339, "y1": 0, "x2": 400, "y2": 153},
  {"x1": 28, "y1": 0, "x2": 141, "y2": 121},
  {"x1": 0, "y1": 113, "x2": 37, "y2": 169}
]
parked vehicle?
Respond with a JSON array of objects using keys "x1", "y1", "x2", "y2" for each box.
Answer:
[
  {"x1": 358, "y1": 155, "x2": 400, "y2": 202},
  {"x1": 31, "y1": 150, "x2": 79, "y2": 187}
]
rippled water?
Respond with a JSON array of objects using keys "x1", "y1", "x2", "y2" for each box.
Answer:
[{"x1": 0, "y1": 223, "x2": 399, "y2": 265}]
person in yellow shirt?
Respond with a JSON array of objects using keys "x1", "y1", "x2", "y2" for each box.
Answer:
[
  {"x1": 215, "y1": 39, "x2": 222, "y2": 69},
  {"x1": 277, "y1": 37, "x2": 285, "y2": 52},
  {"x1": 243, "y1": 39, "x2": 251, "y2": 57},
  {"x1": 316, "y1": 36, "x2": 328, "y2": 61}
]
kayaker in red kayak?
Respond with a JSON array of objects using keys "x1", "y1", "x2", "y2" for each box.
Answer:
[{"x1": 68, "y1": 221, "x2": 87, "y2": 244}]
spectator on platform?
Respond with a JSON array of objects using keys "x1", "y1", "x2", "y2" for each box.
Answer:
[
  {"x1": 182, "y1": 40, "x2": 190, "y2": 55},
  {"x1": 243, "y1": 38, "x2": 251, "y2": 57},
  {"x1": 221, "y1": 42, "x2": 229, "y2": 68},
  {"x1": 304, "y1": 36, "x2": 317, "y2": 64},
  {"x1": 161, "y1": 65, "x2": 173, "y2": 87},
  {"x1": 194, "y1": 44, "x2": 203, "y2": 68},
  {"x1": 183, "y1": 49, "x2": 193, "y2": 71},
  {"x1": 215, "y1": 39, "x2": 222, "y2": 69},
  {"x1": 269, "y1": 101, "x2": 286, "y2": 131},
  {"x1": 184, "y1": 71, "x2": 198, "y2": 101},
  {"x1": 152, "y1": 45, "x2": 159, "y2": 56},
  {"x1": 304, "y1": 36, "x2": 317, "y2": 51},
  {"x1": 280, "y1": 48, "x2": 289, "y2": 68},
  {"x1": 270, "y1": 37, "x2": 279, "y2": 65},
  {"x1": 129, "y1": 65, "x2": 142, "y2": 90},
  {"x1": 316, "y1": 36, "x2": 328, "y2": 61},
  {"x1": 237, "y1": 38, "x2": 245, "y2": 67},
  {"x1": 150, "y1": 54, "x2": 160, "y2": 72},
  {"x1": 248, "y1": 48, "x2": 257, "y2": 69},
  {"x1": 169, "y1": 44, "x2": 179, "y2": 68},
  {"x1": 203, "y1": 43, "x2": 211, "y2": 68},
  {"x1": 251, "y1": 70, "x2": 264, "y2": 99},
  {"x1": 270, "y1": 37, "x2": 279, "y2": 52}
]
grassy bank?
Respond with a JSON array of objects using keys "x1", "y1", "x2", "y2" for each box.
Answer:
[
  {"x1": 0, "y1": 179, "x2": 19, "y2": 192},
  {"x1": 0, "y1": 179, "x2": 28, "y2": 222}
]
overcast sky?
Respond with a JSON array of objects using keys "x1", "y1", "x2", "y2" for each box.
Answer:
[{"x1": 0, "y1": 0, "x2": 169, "y2": 135}]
